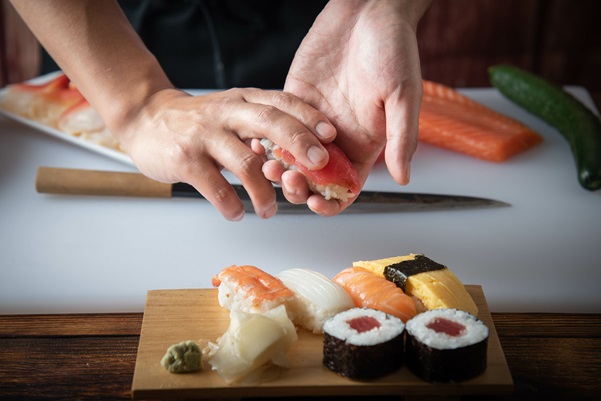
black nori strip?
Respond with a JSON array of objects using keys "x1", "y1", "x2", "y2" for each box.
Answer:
[
  {"x1": 322, "y1": 332, "x2": 404, "y2": 380},
  {"x1": 405, "y1": 330, "x2": 488, "y2": 382},
  {"x1": 384, "y1": 254, "x2": 447, "y2": 291}
]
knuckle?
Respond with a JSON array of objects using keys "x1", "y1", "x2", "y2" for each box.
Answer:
[
  {"x1": 271, "y1": 91, "x2": 295, "y2": 110},
  {"x1": 235, "y1": 152, "x2": 263, "y2": 177},
  {"x1": 254, "y1": 105, "x2": 280, "y2": 126},
  {"x1": 288, "y1": 128, "x2": 311, "y2": 147},
  {"x1": 169, "y1": 137, "x2": 200, "y2": 170},
  {"x1": 211, "y1": 184, "x2": 233, "y2": 206}
]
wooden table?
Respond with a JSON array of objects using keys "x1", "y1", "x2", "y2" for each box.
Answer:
[{"x1": 1, "y1": 312, "x2": 599, "y2": 400}]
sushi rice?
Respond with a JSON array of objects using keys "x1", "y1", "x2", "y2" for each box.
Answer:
[
  {"x1": 277, "y1": 268, "x2": 354, "y2": 333},
  {"x1": 323, "y1": 307, "x2": 405, "y2": 346},
  {"x1": 405, "y1": 308, "x2": 488, "y2": 350}
]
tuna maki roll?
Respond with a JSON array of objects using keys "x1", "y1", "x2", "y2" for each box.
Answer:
[
  {"x1": 405, "y1": 308, "x2": 489, "y2": 382},
  {"x1": 322, "y1": 308, "x2": 405, "y2": 380}
]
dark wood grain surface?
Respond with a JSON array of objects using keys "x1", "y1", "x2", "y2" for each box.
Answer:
[{"x1": 1, "y1": 312, "x2": 599, "y2": 401}]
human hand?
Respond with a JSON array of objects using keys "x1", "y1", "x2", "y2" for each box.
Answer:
[
  {"x1": 117, "y1": 88, "x2": 336, "y2": 221},
  {"x1": 267, "y1": 0, "x2": 430, "y2": 216}
]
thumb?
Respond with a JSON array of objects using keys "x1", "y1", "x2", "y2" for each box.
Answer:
[{"x1": 384, "y1": 84, "x2": 422, "y2": 185}]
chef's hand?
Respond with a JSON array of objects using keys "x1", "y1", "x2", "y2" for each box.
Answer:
[
  {"x1": 263, "y1": 0, "x2": 431, "y2": 216},
  {"x1": 117, "y1": 88, "x2": 336, "y2": 221},
  {"x1": 10, "y1": 0, "x2": 337, "y2": 221}
]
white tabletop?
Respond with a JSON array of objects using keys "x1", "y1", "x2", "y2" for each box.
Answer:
[{"x1": 1, "y1": 87, "x2": 600, "y2": 314}]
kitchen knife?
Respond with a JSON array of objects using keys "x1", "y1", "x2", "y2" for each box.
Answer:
[{"x1": 35, "y1": 166, "x2": 510, "y2": 213}]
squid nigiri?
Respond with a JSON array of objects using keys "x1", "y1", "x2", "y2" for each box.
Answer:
[
  {"x1": 333, "y1": 266, "x2": 417, "y2": 323},
  {"x1": 276, "y1": 268, "x2": 354, "y2": 333},
  {"x1": 211, "y1": 264, "x2": 294, "y2": 315},
  {"x1": 261, "y1": 139, "x2": 361, "y2": 202}
]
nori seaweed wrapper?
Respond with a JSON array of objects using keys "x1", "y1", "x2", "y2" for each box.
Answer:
[
  {"x1": 384, "y1": 254, "x2": 446, "y2": 291},
  {"x1": 405, "y1": 331, "x2": 488, "y2": 382},
  {"x1": 322, "y1": 332, "x2": 404, "y2": 380}
]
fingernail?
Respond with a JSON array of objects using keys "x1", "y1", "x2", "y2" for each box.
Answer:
[
  {"x1": 282, "y1": 175, "x2": 298, "y2": 197},
  {"x1": 262, "y1": 203, "x2": 277, "y2": 219},
  {"x1": 231, "y1": 210, "x2": 245, "y2": 221},
  {"x1": 307, "y1": 146, "x2": 327, "y2": 167},
  {"x1": 316, "y1": 121, "x2": 335, "y2": 139}
]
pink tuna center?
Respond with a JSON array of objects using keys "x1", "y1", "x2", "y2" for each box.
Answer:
[
  {"x1": 426, "y1": 317, "x2": 466, "y2": 336},
  {"x1": 346, "y1": 316, "x2": 381, "y2": 333}
]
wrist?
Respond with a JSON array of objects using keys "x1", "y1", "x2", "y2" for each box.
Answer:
[
  {"x1": 98, "y1": 61, "x2": 174, "y2": 134},
  {"x1": 111, "y1": 86, "x2": 188, "y2": 156}
]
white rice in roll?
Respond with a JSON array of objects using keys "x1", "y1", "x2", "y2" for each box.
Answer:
[
  {"x1": 405, "y1": 308, "x2": 489, "y2": 350},
  {"x1": 322, "y1": 308, "x2": 405, "y2": 380},
  {"x1": 405, "y1": 308, "x2": 489, "y2": 382}
]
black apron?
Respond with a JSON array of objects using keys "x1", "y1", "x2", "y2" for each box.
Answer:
[{"x1": 41, "y1": 0, "x2": 328, "y2": 89}]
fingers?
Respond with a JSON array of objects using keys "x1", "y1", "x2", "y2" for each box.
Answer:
[
  {"x1": 280, "y1": 170, "x2": 311, "y2": 204},
  {"x1": 218, "y1": 138, "x2": 279, "y2": 219},
  {"x1": 184, "y1": 148, "x2": 277, "y2": 221},
  {"x1": 384, "y1": 84, "x2": 422, "y2": 185},
  {"x1": 232, "y1": 89, "x2": 337, "y2": 170},
  {"x1": 127, "y1": 88, "x2": 341, "y2": 221},
  {"x1": 306, "y1": 194, "x2": 350, "y2": 216},
  {"x1": 186, "y1": 170, "x2": 246, "y2": 222}
]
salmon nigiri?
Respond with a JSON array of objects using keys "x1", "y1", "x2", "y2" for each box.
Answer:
[
  {"x1": 333, "y1": 266, "x2": 417, "y2": 323},
  {"x1": 418, "y1": 80, "x2": 543, "y2": 162},
  {"x1": 261, "y1": 139, "x2": 361, "y2": 202}
]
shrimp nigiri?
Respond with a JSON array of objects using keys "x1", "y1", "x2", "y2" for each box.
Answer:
[
  {"x1": 261, "y1": 139, "x2": 361, "y2": 202},
  {"x1": 211, "y1": 265, "x2": 294, "y2": 315},
  {"x1": 333, "y1": 266, "x2": 417, "y2": 323}
]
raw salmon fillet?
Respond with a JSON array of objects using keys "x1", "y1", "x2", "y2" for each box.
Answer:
[{"x1": 419, "y1": 80, "x2": 543, "y2": 162}]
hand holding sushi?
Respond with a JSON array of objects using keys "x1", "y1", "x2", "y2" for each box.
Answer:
[
  {"x1": 9, "y1": 0, "x2": 338, "y2": 221},
  {"x1": 269, "y1": 0, "x2": 432, "y2": 216}
]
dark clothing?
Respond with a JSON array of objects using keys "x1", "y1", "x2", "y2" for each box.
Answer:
[{"x1": 41, "y1": 0, "x2": 328, "y2": 89}]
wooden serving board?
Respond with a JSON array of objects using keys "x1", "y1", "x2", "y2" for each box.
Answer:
[{"x1": 131, "y1": 286, "x2": 513, "y2": 400}]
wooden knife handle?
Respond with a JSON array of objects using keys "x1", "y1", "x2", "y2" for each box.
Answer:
[{"x1": 35, "y1": 167, "x2": 172, "y2": 198}]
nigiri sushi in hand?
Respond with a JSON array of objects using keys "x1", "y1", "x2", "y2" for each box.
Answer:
[{"x1": 260, "y1": 138, "x2": 361, "y2": 202}]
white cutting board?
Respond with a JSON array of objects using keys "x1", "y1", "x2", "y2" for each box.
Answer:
[{"x1": 0, "y1": 86, "x2": 600, "y2": 314}]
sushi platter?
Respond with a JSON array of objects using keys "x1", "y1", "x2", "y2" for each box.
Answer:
[{"x1": 131, "y1": 285, "x2": 513, "y2": 400}]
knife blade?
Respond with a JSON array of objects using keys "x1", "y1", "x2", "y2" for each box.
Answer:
[{"x1": 35, "y1": 167, "x2": 510, "y2": 213}]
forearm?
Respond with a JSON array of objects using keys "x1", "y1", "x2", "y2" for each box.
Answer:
[{"x1": 9, "y1": 0, "x2": 173, "y2": 136}]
